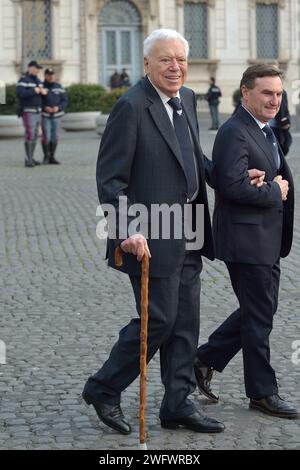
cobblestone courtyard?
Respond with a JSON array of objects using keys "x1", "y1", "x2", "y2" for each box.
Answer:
[{"x1": 0, "y1": 118, "x2": 299, "y2": 450}]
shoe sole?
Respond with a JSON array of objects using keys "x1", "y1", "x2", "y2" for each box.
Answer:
[
  {"x1": 98, "y1": 414, "x2": 132, "y2": 435},
  {"x1": 161, "y1": 422, "x2": 224, "y2": 433},
  {"x1": 249, "y1": 403, "x2": 300, "y2": 419},
  {"x1": 81, "y1": 393, "x2": 132, "y2": 435},
  {"x1": 196, "y1": 384, "x2": 219, "y2": 403}
]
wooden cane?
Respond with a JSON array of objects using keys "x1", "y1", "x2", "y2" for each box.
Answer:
[
  {"x1": 139, "y1": 252, "x2": 149, "y2": 449},
  {"x1": 115, "y1": 246, "x2": 149, "y2": 449}
]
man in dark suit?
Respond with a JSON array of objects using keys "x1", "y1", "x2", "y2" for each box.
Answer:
[
  {"x1": 82, "y1": 29, "x2": 225, "y2": 435},
  {"x1": 195, "y1": 64, "x2": 299, "y2": 419}
]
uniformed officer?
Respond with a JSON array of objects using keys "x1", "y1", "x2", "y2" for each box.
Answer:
[
  {"x1": 206, "y1": 77, "x2": 222, "y2": 130},
  {"x1": 41, "y1": 68, "x2": 68, "y2": 165},
  {"x1": 16, "y1": 60, "x2": 47, "y2": 167}
]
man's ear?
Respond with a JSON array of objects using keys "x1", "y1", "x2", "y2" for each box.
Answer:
[
  {"x1": 241, "y1": 85, "x2": 248, "y2": 101},
  {"x1": 144, "y1": 57, "x2": 149, "y2": 74}
]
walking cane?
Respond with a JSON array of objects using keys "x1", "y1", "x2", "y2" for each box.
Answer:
[{"x1": 115, "y1": 246, "x2": 149, "y2": 450}]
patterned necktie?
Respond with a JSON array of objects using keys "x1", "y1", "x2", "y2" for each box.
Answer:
[
  {"x1": 262, "y1": 125, "x2": 280, "y2": 170},
  {"x1": 168, "y1": 97, "x2": 198, "y2": 200}
]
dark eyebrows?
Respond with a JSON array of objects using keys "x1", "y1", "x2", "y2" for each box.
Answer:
[{"x1": 261, "y1": 89, "x2": 283, "y2": 94}]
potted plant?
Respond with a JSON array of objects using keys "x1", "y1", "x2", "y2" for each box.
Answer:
[
  {"x1": 96, "y1": 87, "x2": 127, "y2": 135},
  {"x1": 0, "y1": 84, "x2": 24, "y2": 138},
  {"x1": 62, "y1": 84, "x2": 106, "y2": 131}
]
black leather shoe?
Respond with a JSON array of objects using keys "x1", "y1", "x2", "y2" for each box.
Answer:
[
  {"x1": 249, "y1": 394, "x2": 299, "y2": 419},
  {"x1": 25, "y1": 160, "x2": 35, "y2": 168},
  {"x1": 161, "y1": 411, "x2": 225, "y2": 433},
  {"x1": 32, "y1": 159, "x2": 41, "y2": 165},
  {"x1": 49, "y1": 157, "x2": 60, "y2": 164},
  {"x1": 82, "y1": 391, "x2": 132, "y2": 434},
  {"x1": 194, "y1": 358, "x2": 219, "y2": 403}
]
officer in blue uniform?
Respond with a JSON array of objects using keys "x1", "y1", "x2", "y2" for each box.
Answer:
[
  {"x1": 16, "y1": 60, "x2": 47, "y2": 167},
  {"x1": 41, "y1": 68, "x2": 68, "y2": 164},
  {"x1": 206, "y1": 77, "x2": 222, "y2": 130}
]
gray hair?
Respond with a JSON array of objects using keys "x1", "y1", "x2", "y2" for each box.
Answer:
[{"x1": 143, "y1": 29, "x2": 189, "y2": 58}]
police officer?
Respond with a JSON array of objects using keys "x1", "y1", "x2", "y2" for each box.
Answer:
[
  {"x1": 41, "y1": 68, "x2": 68, "y2": 165},
  {"x1": 206, "y1": 77, "x2": 222, "y2": 130},
  {"x1": 16, "y1": 60, "x2": 47, "y2": 167}
]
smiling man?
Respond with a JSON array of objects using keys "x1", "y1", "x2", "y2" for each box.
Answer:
[
  {"x1": 82, "y1": 29, "x2": 225, "y2": 435},
  {"x1": 194, "y1": 64, "x2": 299, "y2": 419}
]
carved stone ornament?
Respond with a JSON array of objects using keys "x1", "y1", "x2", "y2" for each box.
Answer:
[
  {"x1": 249, "y1": 0, "x2": 286, "y2": 8},
  {"x1": 177, "y1": 0, "x2": 216, "y2": 6},
  {"x1": 176, "y1": 0, "x2": 216, "y2": 8},
  {"x1": 10, "y1": 0, "x2": 60, "y2": 3}
]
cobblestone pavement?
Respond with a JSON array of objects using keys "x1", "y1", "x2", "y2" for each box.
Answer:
[{"x1": 0, "y1": 114, "x2": 299, "y2": 450}]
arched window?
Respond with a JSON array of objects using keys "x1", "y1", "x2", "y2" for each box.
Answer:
[{"x1": 23, "y1": 0, "x2": 52, "y2": 61}]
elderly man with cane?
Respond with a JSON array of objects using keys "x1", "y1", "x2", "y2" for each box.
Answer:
[{"x1": 82, "y1": 29, "x2": 263, "y2": 436}]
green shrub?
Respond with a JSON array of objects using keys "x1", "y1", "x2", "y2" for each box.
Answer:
[
  {"x1": 232, "y1": 88, "x2": 242, "y2": 106},
  {"x1": 65, "y1": 84, "x2": 106, "y2": 112},
  {"x1": 0, "y1": 84, "x2": 18, "y2": 115},
  {"x1": 0, "y1": 83, "x2": 126, "y2": 115},
  {"x1": 99, "y1": 87, "x2": 127, "y2": 114}
]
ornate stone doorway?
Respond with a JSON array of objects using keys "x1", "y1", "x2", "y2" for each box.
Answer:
[{"x1": 99, "y1": 0, "x2": 143, "y2": 87}]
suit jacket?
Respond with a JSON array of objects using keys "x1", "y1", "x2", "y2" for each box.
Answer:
[
  {"x1": 213, "y1": 106, "x2": 294, "y2": 265},
  {"x1": 271, "y1": 90, "x2": 292, "y2": 156},
  {"x1": 96, "y1": 76, "x2": 215, "y2": 277}
]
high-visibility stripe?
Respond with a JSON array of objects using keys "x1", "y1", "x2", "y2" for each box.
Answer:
[
  {"x1": 42, "y1": 111, "x2": 64, "y2": 118},
  {"x1": 17, "y1": 82, "x2": 36, "y2": 88},
  {"x1": 51, "y1": 88, "x2": 66, "y2": 93},
  {"x1": 23, "y1": 107, "x2": 42, "y2": 113}
]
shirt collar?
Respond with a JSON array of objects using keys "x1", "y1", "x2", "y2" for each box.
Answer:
[
  {"x1": 242, "y1": 105, "x2": 268, "y2": 130},
  {"x1": 147, "y1": 75, "x2": 180, "y2": 104}
]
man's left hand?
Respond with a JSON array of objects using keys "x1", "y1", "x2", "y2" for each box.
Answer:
[{"x1": 248, "y1": 168, "x2": 265, "y2": 188}]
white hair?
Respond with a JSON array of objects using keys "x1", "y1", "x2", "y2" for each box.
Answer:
[{"x1": 143, "y1": 29, "x2": 189, "y2": 58}]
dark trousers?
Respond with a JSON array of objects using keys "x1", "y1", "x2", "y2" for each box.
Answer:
[
  {"x1": 197, "y1": 261, "x2": 280, "y2": 399},
  {"x1": 209, "y1": 104, "x2": 220, "y2": 129},
  {"x1": 84, "y1": 251, "x2": 202, "y2": 420}
]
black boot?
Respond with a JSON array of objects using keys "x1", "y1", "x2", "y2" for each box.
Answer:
[
  {"x1": 24, "y1": 142, "x2": 35, "y2": 168},
  {"x1": 42, "y1": 143, "x2": 51, "y2": 164},
  {"x1": 49, "y1": 141, "x2": 60, "y2": 164},
  {"x1": 30, "y1": 141, "x2": 41, "y2": 166}
]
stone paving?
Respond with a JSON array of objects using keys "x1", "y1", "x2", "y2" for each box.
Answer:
[{"x1": 0, "y1": 114, "x2": 299, "y2": 450}]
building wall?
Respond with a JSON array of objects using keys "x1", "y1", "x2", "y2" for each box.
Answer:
[
  {"x1": 0, "y1": 0, "x2": 18, "y2": 83},
  {"x1": 1, "y1": 0, "x2": 299, "y2": 113},
  {"x1": 57, "y1": 0, "x2": 81, "y2": 83}
]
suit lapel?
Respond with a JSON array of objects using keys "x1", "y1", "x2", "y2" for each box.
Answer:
[
  {"x1": 239, "y1": 107, "x2": 277, "y2": 172},
  {"x1": 143, "y1": 78, "x2": 185, "y2": 173}
]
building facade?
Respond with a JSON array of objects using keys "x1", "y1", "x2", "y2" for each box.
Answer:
[{"x1": 1, "y1": 0, "x2": 300, "y2": 112}]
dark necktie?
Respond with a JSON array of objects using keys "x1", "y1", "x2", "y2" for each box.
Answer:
[
  {"x1": 262, "y1": 125, "x2": 280, "y2": 170},
  {"x1": 168, "y1": 97, "x2": 198, "y2": 200}
]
